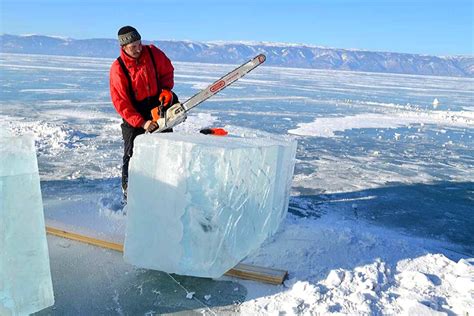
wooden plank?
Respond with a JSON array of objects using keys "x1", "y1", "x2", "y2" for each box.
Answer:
[
  {"x1": 46, "y1": 226, "x2": 287, "y2": 285},
  {"x1": 226, "y1": 263, "x2": 288, "y2": 285},
  {"x1": 46, "y1": 226, "x2": 124, "y2": 252}
]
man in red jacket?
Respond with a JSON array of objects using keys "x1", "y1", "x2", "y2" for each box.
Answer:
[{"x1": 110, "y1": 26, "x2": 178, "y2": 200}]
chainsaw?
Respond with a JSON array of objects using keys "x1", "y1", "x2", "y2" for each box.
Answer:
[{"x1": 149, "y1": 54, "x2": 266, "y2": 134}]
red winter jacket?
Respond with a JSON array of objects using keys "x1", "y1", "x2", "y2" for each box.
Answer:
[{"x1": 109, "y1": 44, "x2": 174, "y2": 128}]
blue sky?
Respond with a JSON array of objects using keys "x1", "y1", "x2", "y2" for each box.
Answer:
[{"x1": 1, "y1": 0, "x2": 472, "y2": 56}]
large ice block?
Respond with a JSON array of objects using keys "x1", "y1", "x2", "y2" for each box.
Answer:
[
  {"x1": 0, "y1": 135, "x2": 54, "y2": 315},
  {"x1": 124, "y1": 130, "x2": 297, "y2": 277}
]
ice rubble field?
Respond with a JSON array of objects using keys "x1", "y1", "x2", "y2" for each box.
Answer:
[{"x1": 0, "y1": 53, "x2": 473, "y2": 314}]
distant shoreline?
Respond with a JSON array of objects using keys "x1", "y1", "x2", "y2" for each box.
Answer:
[{"x1": 1, "y1": 34, "x2": 473, "y2": 78}]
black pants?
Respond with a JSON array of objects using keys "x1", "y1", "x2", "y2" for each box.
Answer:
[
  {"x1": 121, "y1": 93, "x2": 178, "y2": 192},
  {"x1": 121, "y1": 122, "x2": 174, "y2": 191}
]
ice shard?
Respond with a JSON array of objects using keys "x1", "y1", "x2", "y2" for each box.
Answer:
[
  {"x1": 124, "y1": 129, "x2": 297, "y2": 277},
  {"x1": 0, "y1": 134, "x2": 54, "y2": 315}
]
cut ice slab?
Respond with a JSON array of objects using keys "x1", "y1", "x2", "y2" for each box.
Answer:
[
  {"x1": 124, "y1": 129, "x2": 297, "y2": 278},
  {"x1": 0, "y1": 135, "x2": 54, "y2": 315}
]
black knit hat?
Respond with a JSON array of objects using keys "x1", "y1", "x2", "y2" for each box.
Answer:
[{"x1": 118, "y1": 26, "x2": 141, "y2": 46}]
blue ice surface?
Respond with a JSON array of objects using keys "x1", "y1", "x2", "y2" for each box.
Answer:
[
  {"x1": 0, "y1": 135, "x2": 54, "y2": 314},
  {"x1": 0, "y1": 53, "x2": 473, "y2": 255}
]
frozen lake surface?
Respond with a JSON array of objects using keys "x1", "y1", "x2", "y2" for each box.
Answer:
[
  {"x1": 1, "y1": 52, "x2": 473, "y2": 314},
  {"x1": 1, "y1": 52, "x2": 472, "y2": 254}
]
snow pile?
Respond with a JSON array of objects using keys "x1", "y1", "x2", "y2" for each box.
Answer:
[
  {"x1": 2, "y1": 119, "x2": 122, "y2": 180},
  {"x1": 251, "y1": 254, "x2": 473, "y2": 315},
  {"x1": 238, "y1": 215, "x2": 473, "y2": 315},
  {"x1": 7, "y1": 120, "x2": 92, "y2": 156},
  {"x1": 395, "y1": 255, "x2": 474, "y2": 315}
]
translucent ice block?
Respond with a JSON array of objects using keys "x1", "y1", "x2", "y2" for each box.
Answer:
[
  {"x1": 124, "y1": 130, "x2": 297, "y2": 277},
  {"x1": 0, "y1": 135, "x2": 54, "y2": 315}
]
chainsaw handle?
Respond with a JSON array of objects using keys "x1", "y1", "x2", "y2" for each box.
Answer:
[{"x1": 151, "y1": 103, "x2": 165, "y2": 123}]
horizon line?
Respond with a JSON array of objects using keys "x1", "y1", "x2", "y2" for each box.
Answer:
[{"x1": 1, "y1": 33, "x2": 472, "y2": 58}]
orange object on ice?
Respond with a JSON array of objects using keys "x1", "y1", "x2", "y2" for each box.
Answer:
[{"x1": 200, "y1": 128, "x2": 228, "y2": 136}]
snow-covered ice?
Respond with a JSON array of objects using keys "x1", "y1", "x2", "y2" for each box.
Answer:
[
  {"x1": 0, "y1": 135, "x2": 54, "y2": 315},
  {"x1": 288, "y1": 110, "x2": 473, "y2": 138},
  {"x1": 124, "y1": 131, "x2": 297, "y2": 277},
  {"x1": 237, "y1": 214, "x2": 474, "y2": 315}
]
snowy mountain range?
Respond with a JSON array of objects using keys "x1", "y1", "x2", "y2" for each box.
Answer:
[{"x1": 1, "y1": 34, "x2": 473, "y2": 77}]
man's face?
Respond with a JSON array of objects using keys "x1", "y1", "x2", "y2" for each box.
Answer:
[{"x1": 123, "y1": 40, "x2": 142, "y2": 59}]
